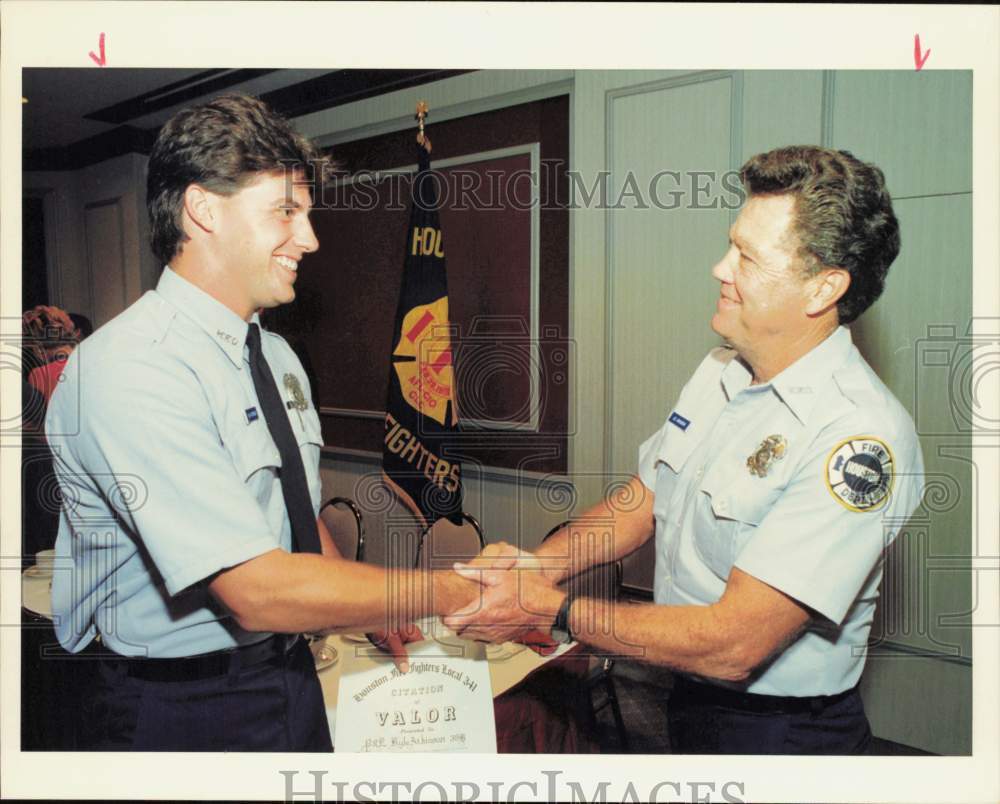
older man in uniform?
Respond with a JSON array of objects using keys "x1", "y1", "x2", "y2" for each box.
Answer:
[
  {"x1": 46, "y1": 94, "x2": 475, "y2": 751},
  {"x1": 447, "y1": 145, "x2": 925, "y2": 754}
]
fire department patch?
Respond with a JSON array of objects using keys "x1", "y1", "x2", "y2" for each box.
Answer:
[{"x1": 825, "y1": 436, "x2": 895, "y2": 512}]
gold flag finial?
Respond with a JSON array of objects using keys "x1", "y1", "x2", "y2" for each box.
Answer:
[{"x1": 415, "y1": 101, "x2": 432, "y2": 154}]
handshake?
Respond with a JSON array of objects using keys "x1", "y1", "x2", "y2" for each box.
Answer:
[
  {"x1": 447, "y1": 541, "x2": 570, "y2": 649},
  {"x1": 370, "y1": 541, "x2": 573, "y2": 672}
]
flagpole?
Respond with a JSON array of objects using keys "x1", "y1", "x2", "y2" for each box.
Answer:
[{"x1": 415, "y1": 101, "x2": 432, "y2": 154}]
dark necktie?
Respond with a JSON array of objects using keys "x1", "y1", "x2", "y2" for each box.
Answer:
[{"x1": 245, "y1": 323, "x2": 322, "y2": 554}]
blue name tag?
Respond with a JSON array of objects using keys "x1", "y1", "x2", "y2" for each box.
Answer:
[
  {"x1": 245, "y1": 407, "x2": 259, "y2": 423},
  {"x1": 669, "y1": 411, "x2": 690, "y2": 431}
]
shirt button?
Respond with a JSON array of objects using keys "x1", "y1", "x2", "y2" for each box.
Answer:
[{"x1": 717, "y1": 501, "x2": 727, "y2": 512}]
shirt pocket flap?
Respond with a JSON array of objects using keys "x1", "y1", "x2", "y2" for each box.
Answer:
[
  {"x1": 658, "y1": 426, "x2": 703, "y2": 474},
  {"x1": 229, "y1": 424, "x2": 282, "y2": 483},
  {"x1": 701, "y1": 470, "x2": 781, "y2": 527},
  {"x1": 291, "y1": 409, "x2": 324, "y2": 449}
]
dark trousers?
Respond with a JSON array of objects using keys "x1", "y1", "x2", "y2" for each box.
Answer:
[
  {"x1": 667, "y1": 676, "x2": 873, "y2": 755},
  {"x1": 79, "y1": 638, "x2": 332, "y2": 752}
]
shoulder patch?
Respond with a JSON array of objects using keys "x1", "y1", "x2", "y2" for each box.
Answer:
[{"x1": 825, "y1": 436, "x2": 895, "y2": 512}]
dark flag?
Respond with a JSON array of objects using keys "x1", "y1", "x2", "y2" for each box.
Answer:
[{"x1": 382, "y1": 147, "x2": 463, "y2": 527}]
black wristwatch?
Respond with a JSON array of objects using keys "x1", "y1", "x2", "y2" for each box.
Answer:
[{"x1": 550, "y1": 593, "x2": 575, "y2": 644}]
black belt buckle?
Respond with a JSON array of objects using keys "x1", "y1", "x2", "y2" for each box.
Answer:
[{"x1": 272, "y1": 633, "x2": 300, "y2": 660}]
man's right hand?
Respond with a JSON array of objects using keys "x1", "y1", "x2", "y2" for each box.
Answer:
[{"x1": 444, "y1": 557, "x2": 564, "y2": 647}]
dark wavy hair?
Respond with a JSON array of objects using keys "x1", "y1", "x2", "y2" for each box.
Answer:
[
  {"x1": 739, "y1": 146, "x2": 900, "y2": 324},
  {"x1": 147, "y1": 93, "x2": 330, "y2": 265}
]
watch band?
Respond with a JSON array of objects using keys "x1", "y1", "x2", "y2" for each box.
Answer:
[{"x1": 550, "y1": 593, "x2": 575, "y2": 644}]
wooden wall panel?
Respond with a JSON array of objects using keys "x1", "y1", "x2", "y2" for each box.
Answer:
[
  {"x1": 741, "y1": 70, "x2": 824, "y2": 160},
  {"x1": 607, "y1": 75, "x2": 734, "y2": 475},
  {"x1": 83, "y1": 199, "x2": 126, "y2": 329},
  {"x1": 832, "y1": 70, "x2": 972, "y2": 198}
]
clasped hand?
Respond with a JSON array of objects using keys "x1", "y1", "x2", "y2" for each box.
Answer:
[
  {"x1": 370, "y1": 542, "x2": 563, "y2": 671},
  {"x1": 442, "y1": 542, "x2": 566, "y2": 650}
]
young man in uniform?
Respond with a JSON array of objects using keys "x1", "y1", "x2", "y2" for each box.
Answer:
[{"x1": 47, "y1": 94, "x2": 475, "y2": 751}]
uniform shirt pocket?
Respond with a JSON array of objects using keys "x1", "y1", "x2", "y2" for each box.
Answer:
[
  {"x1": 695, "y1": 470, "x2": 782, "y2": 581},
  {"x1": 290, "y1": 410, "x2": 324, "y2": 510},
  {"x1": 227, "y1": 420, "x2": 282, "y2": 484},
  {"x1": 214, "y1": 415, "x2": 283, "y2": 522},
  {"x1": 290, "y1": 406, "x2": 324, "y2": 448}
]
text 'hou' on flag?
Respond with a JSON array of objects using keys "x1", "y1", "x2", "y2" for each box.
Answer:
[{"x1": 381, "y1": 105, "x2": 463, "y2": 527}]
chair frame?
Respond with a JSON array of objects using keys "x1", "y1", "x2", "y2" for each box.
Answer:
[
  {"x1": 319, "y1": 496, "x2": 365, "y2": 562},
  {"x1": 413, "y1": 512, "x2": 486, "y2": 569}
]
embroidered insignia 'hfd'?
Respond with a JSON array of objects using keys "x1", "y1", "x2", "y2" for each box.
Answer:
[{"x1": 825, "y1": 437, "x2": 894, "y2": 512}]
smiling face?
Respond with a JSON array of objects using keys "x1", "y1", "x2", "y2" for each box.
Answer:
[
  {"x1": 211, "y1": 170, "x2": 319, "y2": 320},
  {"x1": 710, "y1": 193, "x2": 817, "y2": 361}
]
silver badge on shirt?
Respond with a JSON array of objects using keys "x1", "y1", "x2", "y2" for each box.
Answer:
[
  {"x1": 747, "y1": 434, "x2": 788, "y2": 478},
  {"x1": 283, "y1": 373, "x2": 308, "y2": 426}
]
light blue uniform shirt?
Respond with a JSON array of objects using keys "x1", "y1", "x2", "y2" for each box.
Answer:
[
  {"x1": 638, "y1": 326, "x2": 924, "y2": 696},
  {"x1": 46, "y1": 268, "x2": 324, "y2": 658}
]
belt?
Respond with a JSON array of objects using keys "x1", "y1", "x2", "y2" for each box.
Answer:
[
  {"x1": 102, "y1": 634, "x2": 301, "y2": 682},
  {"x1": 670, "y1": 674, "x2": 858, "y2": 716}
]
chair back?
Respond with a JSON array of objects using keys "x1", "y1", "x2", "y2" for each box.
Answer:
[
  {"x1": 414, "y1": 513, "x2": 486, "y2": 570},
  {"x1": 542, "y1": 520, "x2": 623, "y2": 603},
  {"x1": 319, "y1": 497, "x2": 365, "y2": 562}
]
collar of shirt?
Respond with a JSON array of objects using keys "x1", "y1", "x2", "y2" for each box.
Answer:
[
  {"x1": 719, "y1": 326, "x2": 855, "y2": 425},
  {"x1": 155, "y1": 267, "x2": 259, "y2": 369}
]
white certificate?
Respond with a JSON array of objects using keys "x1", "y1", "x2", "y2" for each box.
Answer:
[{"x1": 334, "y1": 637, "x2": 497, "y2": 753}]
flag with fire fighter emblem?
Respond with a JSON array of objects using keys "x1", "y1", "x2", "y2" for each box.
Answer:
[{"x1": 382, "y1": 147, "x2": 463, "y2": 527}]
